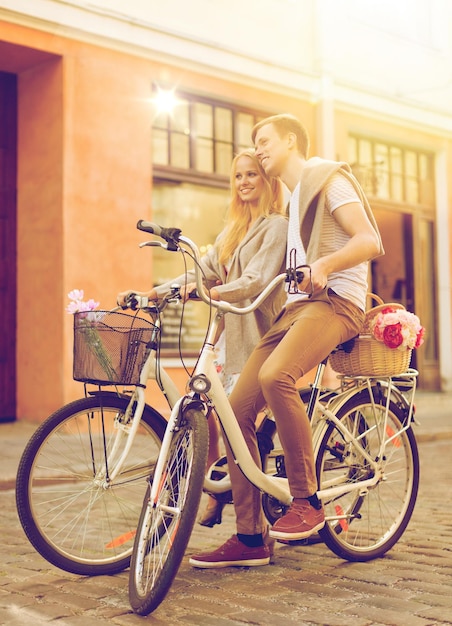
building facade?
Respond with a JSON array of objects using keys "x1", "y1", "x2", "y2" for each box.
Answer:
[{"x1": 0, "y1": 0, "x2": 451, "y2": 422}]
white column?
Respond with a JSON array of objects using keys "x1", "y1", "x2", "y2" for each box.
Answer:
[
  {"x1": 435, "y1": 148, "x2": 452, "y2": 391},
  {"x1": 315, "y1": 74, "x2": 336, "y2": 160}
]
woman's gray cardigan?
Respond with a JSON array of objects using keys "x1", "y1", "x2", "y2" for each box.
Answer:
[{"x1": 154, "y1": 215, "x2": 288, "y2": 377}]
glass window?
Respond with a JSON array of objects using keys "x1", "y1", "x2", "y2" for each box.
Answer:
[
  {"x1": 391, "y1": 174, "x2": 404, "y2": 202},
  {"x1": 419, "y1": 154, "x2": 435, "y2": 205},
  {"x1": 196, "y1": 137, "x2": 214, "y2": 173},
  {"x1": 152, "y1": 181, "x2": 229, "y2": 355},
  {"x1": 237, "y1": 112, "x2": 255, "y2": 151},
  {"x1": 358, "y1": 139, "x2": 372, "y2": 164},
  {"x1": 151, "y1": 89, "x2": 270, "y2": 179},
  {"x1": 390, "y1": 147, "x2": 403, "y2": 201},
  {"x1": 215, "y1": 107, "x2": 232, "y2": 142},
  {"x1": 172, "y1": 99, "x2": 190, "y2": 133},
  {"x1": 152, "y1": 129, "x2": 169, "y2": 165},
  {"x1": 170, "y1": 133, "x2": 190, "y2": 169},
  {"x1": 348, "y1": 136, "x2": 358, "y2": 165},
  {"x1": 153, "y1": 111, "x2": 169, "y2": 131},
  {"x1": 194, "y1": 103, "x2": 213, "y2": 139},
  {"x1": 390, "y1": 147, "x2": 402, "y2": 174},
  {"x1": 215, "y1": 142, "x2": 233, "y2": 176},
  {"x1": 349, "y1": 134, "x2": 434, "y2": 207},
  {"x1": 375, "y1": 144, "x2": 389, "y2": 199},
  {"x1": 406, "y1": 177, "x2": 419, "y2": 204},
  {"x1": 405, "y1": 150, "x2": 418, "y2": 176}
]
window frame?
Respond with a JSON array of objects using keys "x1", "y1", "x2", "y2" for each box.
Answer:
[
  {"x1": 348, "y1": 134, "x2": 435, "y2": 209},
  {"x1": 152, "y1": 89, "x2": 273, "y2": 186}
]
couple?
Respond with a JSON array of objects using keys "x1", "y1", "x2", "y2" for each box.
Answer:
[{"x1": 121, "y1": 113, "x2": 383, "y2": 569}]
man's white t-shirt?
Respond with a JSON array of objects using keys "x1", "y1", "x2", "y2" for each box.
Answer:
[{"x1": 286, "y1": 172, "x2": 368, "y2": 311}]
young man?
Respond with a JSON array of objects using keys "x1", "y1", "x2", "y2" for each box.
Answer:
[{"x1": 189, "y1": 113, "x2": 384, "y2": 569}]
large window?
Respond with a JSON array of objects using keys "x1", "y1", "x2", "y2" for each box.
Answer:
[
  {"x1": 152, "y1": 90, "x2": 270, "y2": 186},
  {"x1": 348, "y1": 136, "x2": 435, "y2": 207}
]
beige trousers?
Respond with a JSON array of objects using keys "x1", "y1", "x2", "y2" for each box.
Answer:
[{"x1": 226, "y1": 290, "x2": 365, "y2": 535}]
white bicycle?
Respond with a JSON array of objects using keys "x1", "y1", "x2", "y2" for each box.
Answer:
[{"x1": 127, "y1": 221, "x2": 420, "y2": 616}]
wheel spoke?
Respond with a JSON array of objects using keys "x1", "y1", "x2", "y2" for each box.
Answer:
[
  {"x1": 16, "y1": 396, "x2": 165, "y2": 575},
  {"x1": 129, "y1": 408, "x2": 208, "y2": 616},
  {"x1": 317, "y1": 390, "x2": 419, "y2": 561}
]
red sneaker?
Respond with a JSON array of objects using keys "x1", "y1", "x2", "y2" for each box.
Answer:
[
  {"x1": 189, "y1": 535, "x2": 270, "y2": 569},
  {"x1": 269, "y1": 500, "x2": 325, "y2": 541}
]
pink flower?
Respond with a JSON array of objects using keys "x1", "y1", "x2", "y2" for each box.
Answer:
[
  {"x1": 66, "y1": 290, "x2": 100, "y2": 314},
  {"x1": 370, "y1": 308, "x2": 425, "y2": 351},
  {"x1": 415, "y1": 326, "x2": 425, "y2": 349},
  {"x1": 68, "y1": 289, "x2": 85, "y2": 302}
]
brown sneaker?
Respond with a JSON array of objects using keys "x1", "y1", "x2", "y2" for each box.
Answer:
[
  {"x1": 189, "y1": 535, "x2": 270, "y2": 569},
  {"x1": 269, "y1": 500, "x2": 325, "y2": 541}
]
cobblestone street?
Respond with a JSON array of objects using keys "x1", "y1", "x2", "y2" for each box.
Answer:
[{"x1": 1, "y1": 398, "x2": 452, "y2": 625}]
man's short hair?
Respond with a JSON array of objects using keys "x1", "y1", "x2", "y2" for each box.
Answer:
[{"x1": 252, "y1": 114, "x2": 310, "y2": 159}]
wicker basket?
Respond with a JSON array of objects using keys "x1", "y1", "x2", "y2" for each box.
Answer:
[
  {"x1": 330, "y1": 334, "x2": 412, "y2": 377},
  {"x1": 362, "y1": 293, "x2": 406, "y2": 333},
  {"x1": 73, "y1": 311, "x2": 156, "y2": 385}
]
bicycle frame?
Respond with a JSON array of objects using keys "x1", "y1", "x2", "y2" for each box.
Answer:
[
  {"x1": 312, "y1": 371, "x2": 417, "y2": 501},
  {"x1": 143, "y1": 228, "x2": 418, "y2": 514}
]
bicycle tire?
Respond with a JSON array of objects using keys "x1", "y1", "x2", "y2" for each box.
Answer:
[
  {"x1": 16, "y1": 394, "x2": 166, "y2": 576},
  {"x1": 316, "y1": 388, "x2": 419, "y2": 561},
  {"x1": 129, "y1": 407, "x2": 208, "y2": 616}
]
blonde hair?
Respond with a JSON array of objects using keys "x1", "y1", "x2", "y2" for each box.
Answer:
[{"x1": 217, "y1": 150, "x2": 285, "y2": 265}]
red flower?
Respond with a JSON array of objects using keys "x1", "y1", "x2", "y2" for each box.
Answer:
[
  {"x1": 415, "y1": 327, "x2": 425, "y2": 349},
  {"x1": 383, "y1": 323, "x2": 404, "y2": 349}
]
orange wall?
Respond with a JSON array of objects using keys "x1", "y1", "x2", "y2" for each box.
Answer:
[
  {"x1": 3, "y1": 20, "x2": 317, "y2": 421},
  {"x1": 17, "y1": 57, "x2": 65, "y2": 420}
]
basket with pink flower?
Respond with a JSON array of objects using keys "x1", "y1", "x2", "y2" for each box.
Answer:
[{"x1": 330, "y1": 294, "x2": 425, "y2": 377}]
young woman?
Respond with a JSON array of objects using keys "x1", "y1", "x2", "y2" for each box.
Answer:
[{"x1": 118, "y1": 149, "x2": 288, "y2": 527}]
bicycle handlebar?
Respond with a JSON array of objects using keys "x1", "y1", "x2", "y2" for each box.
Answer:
[
  {"x1": 137, "y1": 220, "x2": 288, "y2": 315},
  {"x1": 137, "y1": 221, "x2": 182, "y2": 251}
]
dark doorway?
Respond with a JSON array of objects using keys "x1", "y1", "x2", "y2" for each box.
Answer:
[
  {"x1": 371, "y1": 208, "x2": 418, "y2": 371},
  {"x1": 0, "y1": 71, "x2": 17, "y2": 422}
]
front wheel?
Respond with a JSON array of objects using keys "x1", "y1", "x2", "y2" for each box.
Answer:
[
  {"x1": 16, "y1": 394, "x2": 166, "y2": 575},
  {"x1": 129, "y1": 407, "x2": 208, "y2": 616},
  {"x1": 316, "y1": 390, "x2": 419, "y2": 561}
]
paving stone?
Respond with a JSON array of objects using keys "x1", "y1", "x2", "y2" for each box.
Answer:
[{"x1": 2, "y1": 422, "x2": 452, "y2": 624}]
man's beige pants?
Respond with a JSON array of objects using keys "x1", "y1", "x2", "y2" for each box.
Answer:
[{"x1": 227, "y1": 290, "x2": 365, "y2": 535}]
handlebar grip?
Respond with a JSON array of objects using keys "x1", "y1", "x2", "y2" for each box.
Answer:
[
  {"x1": 137, "y1": 220, "x2": 181, "y2": 251},
  {"x1": 137, "y1": 220, "x2": 162, "y2": 236},
  {"x1": 124, "y1": 292, "x2": 139, "y2": 310},
  {"x1": 188, "y1": 289, "x2": 200, "y2": 300}
]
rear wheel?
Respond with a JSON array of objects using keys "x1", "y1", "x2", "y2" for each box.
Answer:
[
  {"x1": 316, "y1": 390, "x2": 419, "y2": 561},
  {"x1": 129, "y1": 407, "x2": 208, "y2": 616},
  {"x1": 16, "y1": 394, "x2": 166, "y2": 575}
]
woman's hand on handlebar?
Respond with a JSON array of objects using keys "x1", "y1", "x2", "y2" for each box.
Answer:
[
  {"x1": 179, "y1": 282, "x2": 197, "y2": 302},
  {"x1": 180, "y1": 282, "x2": 220, "y2": 302},
  {"x1": 117, "y1": 288, "x2": 158, "y2": 308}
]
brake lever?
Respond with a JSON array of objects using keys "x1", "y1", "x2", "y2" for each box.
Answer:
[{"x1": 139, "y1": 241, "x2": 167, "y2": 249}]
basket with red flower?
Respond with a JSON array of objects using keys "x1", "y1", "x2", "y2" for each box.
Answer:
[{"x1": 330, "y1": 294, "x2": 425, "y2": 377}]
